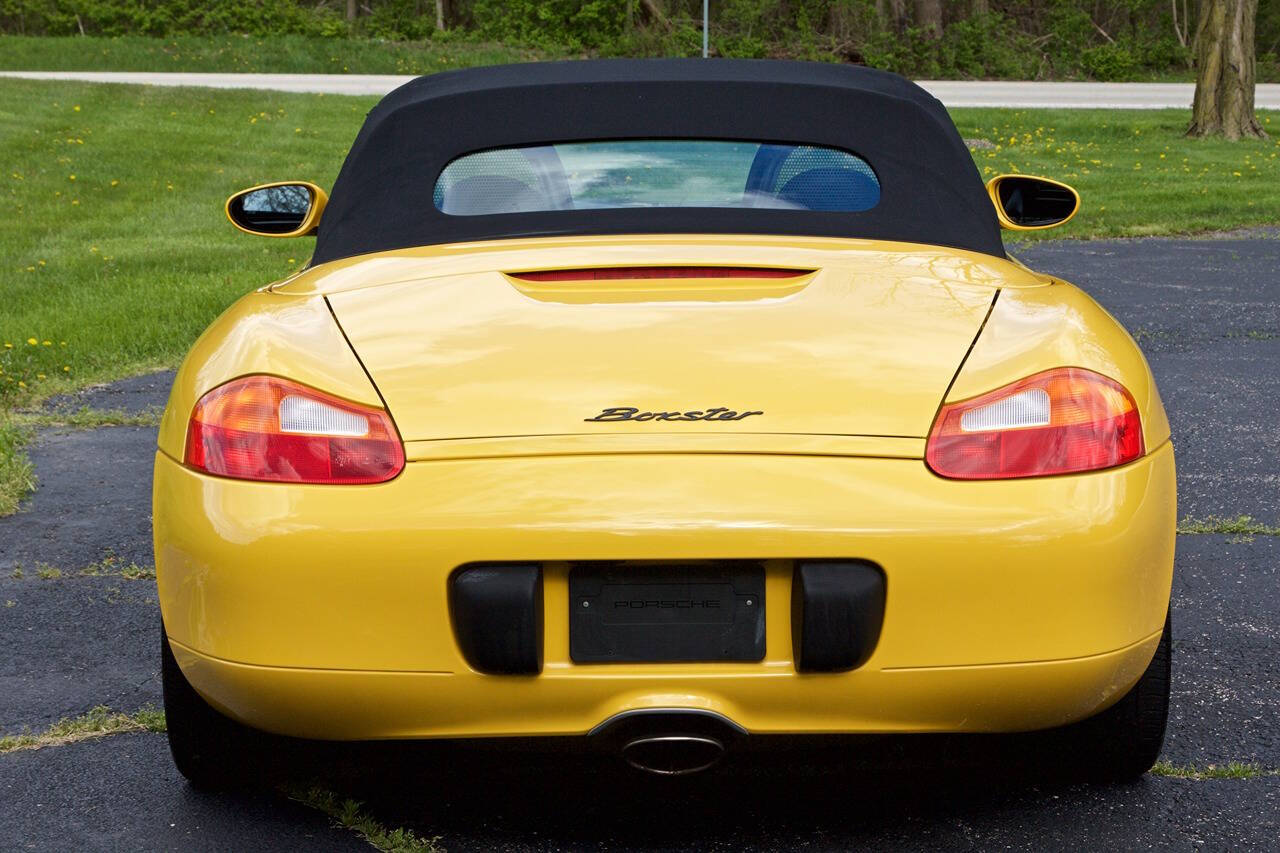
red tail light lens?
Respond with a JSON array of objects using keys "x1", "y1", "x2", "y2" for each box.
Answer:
[
  {"x1": 926, "y1": 367, "x2": 1143, "y2": 480},
  {"x1": 185, "y1": 376, "x2": 404, "y2": 484}
]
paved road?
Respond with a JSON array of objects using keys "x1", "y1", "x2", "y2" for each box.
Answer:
[
  {"x1": 2, "y1": 70, "x2": 1279, "y2": 109},
  {"x1": 1, "y1": 235, "x2": 1278, "y2": 850}
]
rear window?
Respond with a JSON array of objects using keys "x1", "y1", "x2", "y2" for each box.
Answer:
[{"x1": 433, "y1": 140, "x2": 880, "y2": 216}]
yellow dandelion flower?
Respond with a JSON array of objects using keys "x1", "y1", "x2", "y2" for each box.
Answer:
[
  {"x1": 68, "y1": 174, "x2": 76, "y2": 181},
  {"x1": 26, "y1": 338, "x2": 37, "y2": 345},
  {"x1": 63, "y1": 366, "x2": 70, "y2": 372},
  {"x1": 3, "y1": 343, "x2": 12, "y2": 349},
  {"x1": 42, "y1": 340, "x2": 51, "y2": 346},
  {"x1": 18, "y1": 381, "x2": 26, "y2": 388},
  {"x1": 73, "y1": 105, "x2": 80, "y2": 112},
  {"x1": 110, "y1": 179, "x2": 119, "y2": 187}
]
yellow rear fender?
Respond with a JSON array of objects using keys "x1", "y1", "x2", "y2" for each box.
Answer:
[
  {"x1": 157, "y1": 291, "x2": 380, "y2": 461},
  {"x1": 949, "y1": 280, "x2": 1172, "y2": 453}
]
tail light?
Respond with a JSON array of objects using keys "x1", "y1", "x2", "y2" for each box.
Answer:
[
  {"x1": 185, "y1": 376, "x2": 404, "y2": 484},
  {"x1": 510, "y1": 266, "x2": 809, "y2": 281},
  {"x1": 926, "y1": 367, "x2": 1143, "y2": 480}
]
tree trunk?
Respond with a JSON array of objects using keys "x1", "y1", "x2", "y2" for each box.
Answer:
[
  {"x1": 1171, "y1": 0, "x2": 1187, "y2": 47},
  {"x1": 971, "y1": 0, "x2": 989, "y2": 16},
  {"x1": 640, "y1": 0, "x2": 671, "y2": 30},
  {"x1": 435, "y1": 0, "x2": 446, "y2": 31},
  {"x1": 346, "y1": 0, "x2": 357, "y2": 22},
  {"x1": 1188, "y1": 0, "x2": 1267, "y2": 139},
  {"x1": 881, "y1": 0, "x2": 907, "y2": 32},
  {"x1": 914, "y1": 0, "x2": 943, "y2": 38}
]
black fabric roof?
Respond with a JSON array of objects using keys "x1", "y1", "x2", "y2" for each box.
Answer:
[{"x1": 311, "y1": 59, "x2": 1004, "y2": 265}]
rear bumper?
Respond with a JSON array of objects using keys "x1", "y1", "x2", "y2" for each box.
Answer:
[
  {"x1": 169, "y1": 630, "x2": 1163, "y2": 740},
  {"x1": 153, "y1": 442, "x2": 1175, "y2": 740}
]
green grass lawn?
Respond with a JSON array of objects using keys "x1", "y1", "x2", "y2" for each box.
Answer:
[
  {"x1": 955, "y1": 109, "x2": 1280, "y2": 238},
  {"x1": 0, "y1": 34, "x2": 553, "y2": 74},
  {"x1": 0, "y1": 76, "x2": 1277, "y2": 512}
]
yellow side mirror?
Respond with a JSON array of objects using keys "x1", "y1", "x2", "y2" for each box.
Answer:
[
  {"x1": 986, "y1": 175, "x2": 1080, "y2": 231},
  {"x1": 225, "y1": 181, "x2": 328, "y2": 237}
]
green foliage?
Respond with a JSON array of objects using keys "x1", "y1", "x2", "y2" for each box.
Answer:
[
  {"x1": 0, "y1": 0, "x2": 344, "y2": 38},
  {"x1": 1080, "y1": 43, "x2": 1138, "y2": 81},
  {"x1": 0, "y1": 33, "x2": 551, "y2": 74},
  {"x1": 1, "y1": 0, "x2": 1274, "y2": 81},
  {"x1": 468, "y1": 0, "x2": 626, "y2": 52}
]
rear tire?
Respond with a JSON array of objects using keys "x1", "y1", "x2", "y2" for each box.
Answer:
[
  {"x1": 161, "y1": 626, "x2": 268, "y2": 790},
  {"x1": 1050, "y1": 610, "x2": 1171, "y2": 782}
]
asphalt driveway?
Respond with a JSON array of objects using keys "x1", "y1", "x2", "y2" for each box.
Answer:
[{"x1": 1, "y1": 234, "x2": 1277, "y2": 851}]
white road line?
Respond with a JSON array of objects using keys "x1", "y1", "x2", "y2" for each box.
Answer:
[{"x1": 2, "y1": 71, "x2": 1279, "y2": 109}]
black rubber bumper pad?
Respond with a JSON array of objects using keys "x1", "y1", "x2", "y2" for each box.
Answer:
[
  {"x1": 450, "y1": 564, "x2": 543, "y2": 675},
  {"x1": 791, "y1": 560, "x2": 886, "y2": 672}
]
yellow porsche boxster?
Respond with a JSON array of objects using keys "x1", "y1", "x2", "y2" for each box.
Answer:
[{"x1": 155, "y1": 59, "x2": 1174, "y2": 787}]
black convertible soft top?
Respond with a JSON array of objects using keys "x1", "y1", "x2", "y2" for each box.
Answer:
[{"x1": 311, "y1": 59, "x2": 1004, "y2": 265}]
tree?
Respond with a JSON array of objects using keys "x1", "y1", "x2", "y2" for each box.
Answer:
[
  {"x1": 876, "y1": 0, "x2": 908, "y2": 33},
  {"x1": 913, "y1": 0, "x2": 943, "y2": 38},
  {"x1": 1188, "y1": 0, "x2": 1267, "y2": 139},
  {"x1": 346, "y1": 0, "x2": 357, "y2": 23}
]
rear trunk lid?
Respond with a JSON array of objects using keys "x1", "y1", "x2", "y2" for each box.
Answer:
[{"x1": 318, "y1": 237, "x2": 1034, "y2": 447}]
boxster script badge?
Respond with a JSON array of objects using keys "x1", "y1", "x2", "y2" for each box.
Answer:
[{"x1": 586, "y1": 407, "x2": 764, "y2": 422}]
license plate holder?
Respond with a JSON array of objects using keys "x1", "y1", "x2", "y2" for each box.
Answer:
[{"x1": 569, "y1": 563, "x2": 765, "y2": 663}]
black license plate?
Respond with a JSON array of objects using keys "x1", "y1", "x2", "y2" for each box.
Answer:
[{"x1": 569, "y1": 563, "x2": 765, "y2": 663}]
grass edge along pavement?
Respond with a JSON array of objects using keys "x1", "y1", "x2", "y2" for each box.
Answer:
[
  {"x1": 288, "y1": 786, "x2": 443, "y2": 853},
  {"x1": 0, "y1": 706, "x2": 441, "y2": 852},
  {"x1": 1176, "y1": 514, "x2": 1280, "y2": 540},
  {"x1": 0, "y1": 416, "x2": 35, "y2": 516},
  {"x1": 0, "y1": 705, "x2": 165, "y2": 753},
  {"x1": 0, "y1": 407, "x2": 161, "y2": 516},
  {"x1": 2, "y1": 76, "x2": 1279, "y2": 516}
]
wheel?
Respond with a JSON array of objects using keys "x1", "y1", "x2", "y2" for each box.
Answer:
[
  {"x1": 161, "y1": 625, "x2": 268, "y2": 790},
  {"x1": 1049, "y1": 609, "x2": 1171, "y2": 782}
]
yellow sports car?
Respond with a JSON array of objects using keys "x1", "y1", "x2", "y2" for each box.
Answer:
[{"x1": 155, "y1": 59, "x2": 1174, "y2": 787}]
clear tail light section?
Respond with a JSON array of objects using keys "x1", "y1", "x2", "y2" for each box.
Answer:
[
  {"x1": 926, "y1": 367, "x2": 1143, "y2": 480},
  {"x1": 185, "y1": 376, "x2": 404, "y2": 484}
]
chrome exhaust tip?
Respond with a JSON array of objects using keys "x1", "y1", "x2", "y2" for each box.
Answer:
[{"x1": 621, "y1": 734, "x2": 725, "y2": 776}]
